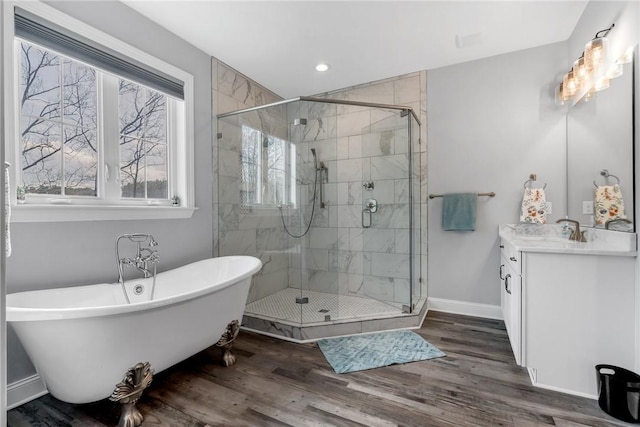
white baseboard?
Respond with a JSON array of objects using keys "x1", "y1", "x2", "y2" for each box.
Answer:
[
  {"x1": 427, "y1": 297, "x2": 502, "y2": 320},
  {"x1": 7, "y1": 374, "x2": 47, "y2": 410}
]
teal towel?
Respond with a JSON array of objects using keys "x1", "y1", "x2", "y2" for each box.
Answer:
[{"x1": 442, "y1": 193, "x2": 477, "y2": 231}]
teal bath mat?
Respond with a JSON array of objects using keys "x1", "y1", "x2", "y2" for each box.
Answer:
[{"x1": 318, "y1": 330, "x2": 445, "y2": 374}]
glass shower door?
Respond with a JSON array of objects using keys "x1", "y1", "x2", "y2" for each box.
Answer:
[
  {"x1": 289, "y1": 100, "x2": 340, "y2": 325},
  {"x1": 359, "y1": 109, "x2": 413, "y2": 314}
]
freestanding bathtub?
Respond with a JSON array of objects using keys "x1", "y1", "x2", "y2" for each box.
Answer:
[{"x1": 7, "y1": 256, "x2": 262, "y2": 405}]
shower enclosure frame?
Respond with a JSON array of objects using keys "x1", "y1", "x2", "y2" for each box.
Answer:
[{"x1": 217, "y1": 96, "x2": 422, "y2": 334}]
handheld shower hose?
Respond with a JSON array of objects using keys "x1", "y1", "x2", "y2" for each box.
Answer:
[{"x1": 279, "y1": 149, "x2": 321, "y2": 238}]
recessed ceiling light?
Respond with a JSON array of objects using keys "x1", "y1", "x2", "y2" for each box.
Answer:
[{"x1": 315, "y1": 63, "x2": 330, "y2": 72}]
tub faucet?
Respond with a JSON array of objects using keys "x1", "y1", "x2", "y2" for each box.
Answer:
[
  {"x1": 556, "y1": 219, "x2": 587, "y2": 242},
  {"x1": 116, "y1": 234, "x2": 160, "y2": 282},
  {"x1": 134, "y1": 246, "x2": 160, "y2": 278}
]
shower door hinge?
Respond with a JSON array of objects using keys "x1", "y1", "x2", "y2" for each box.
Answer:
[
  {"x1": 217, "y1": 132, "x2": 223, "y2": 139},
  {"x1": 419, "y1": 138, "x2": 422, "y2": 145},
  {"x1": 419, "y1": 277, "x2": 423, "y2": 283}
]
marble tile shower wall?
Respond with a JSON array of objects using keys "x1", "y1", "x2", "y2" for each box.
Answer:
[
  {"x1": 289, "y1": 108, "x2": 409, "y2": 302},
  {"x1": 212, "y1": 59, "x2": 289, "y2": 303},
  {"x1": 212, "y1": 57, "x2": 428, "y2": 307},
  {"x1": 289, "y1": 72, "x2": 428, "y2": 305}
]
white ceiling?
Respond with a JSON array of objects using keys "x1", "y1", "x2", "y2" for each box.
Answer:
[{"x1": 121, "y1": 1, "x2": 588, "y2": 99}]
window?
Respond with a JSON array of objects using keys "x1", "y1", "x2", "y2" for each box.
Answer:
[
  {"x1": 118, "y1": 80, "x2": 168, "y2": 200},
  {"x1": 18, "y1": 41, "x2": 174, "y2": 203},
  {"x1": 6, "y1": 2, "x2": 194, "y2": 221},
  {"x1": 20, "y1": 41, "x2": 98, "y2": 197},
  {"x1": 241, "y1": 126, "x2": 295, "y2": 207}
]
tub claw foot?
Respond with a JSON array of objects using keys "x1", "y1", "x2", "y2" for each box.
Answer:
[
  {"x1": 110, "y1": 362, "x2": 153, "y2": 427},
  {"x1": 215, "y1": 319, "x2": 240, "y2": 366},
  {"x1": 118, "y1": 402, "x2": 144, "y2": 427}
]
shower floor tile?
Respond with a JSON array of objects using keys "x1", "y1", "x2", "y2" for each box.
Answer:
[{"x1": 245, "y1": 288, "x2": 403, "y2": 325}]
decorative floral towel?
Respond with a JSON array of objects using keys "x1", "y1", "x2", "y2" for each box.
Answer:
[
  {"x1": 520, "y1": 188, "x2": 549, "y2": 224},
  {"x1": 594, "y1": 185, "x2": 626, "y2": 225}
]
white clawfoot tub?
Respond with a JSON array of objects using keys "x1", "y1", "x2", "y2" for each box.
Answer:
[{"x1": 7, "y1": 256, "x2": 262, "y2": 405}]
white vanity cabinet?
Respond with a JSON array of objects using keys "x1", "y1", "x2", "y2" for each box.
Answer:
[
  {"x1": 499, "y1": 241, "x2": 523, "y2": 366},
  {"x1": 523, "y1": 251, "x2": 635, "y2": 398},
  {"x1": 498, "y1": 226, "x2": 637, "y2": 398}
]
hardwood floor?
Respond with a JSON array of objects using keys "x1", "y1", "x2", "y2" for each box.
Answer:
[{"x1": 7, "y1": 311, "x2": 631, "y2": 426}]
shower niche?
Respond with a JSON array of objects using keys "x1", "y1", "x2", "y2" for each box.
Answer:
[{"x1": 217, "y1": 97, "x2": 424, "y2": 341}]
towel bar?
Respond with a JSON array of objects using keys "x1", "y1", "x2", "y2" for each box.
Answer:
[
  {"x1": 523, "y1": 175, "x2": 547, "y2": 190},
  {"x1": 593, "y1": 169, "x2": 620, "y2": 187},
  {"x1": 429, "y1": 192, "x2": 495, "y2": 199}
]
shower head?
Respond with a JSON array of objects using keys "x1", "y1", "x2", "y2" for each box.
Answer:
[{"x1": 310, "y1": 148, "x2": 319, "y2": 170}]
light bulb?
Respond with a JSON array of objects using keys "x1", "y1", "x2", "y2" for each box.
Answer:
[
  {"x1": 573, "y1": 57, "x2": 587, "y2": 84},
  {"x1": 563, "y1": 70, "x2": 578, "y2": 96},
  {"x1": 556, "y1": 82, "x2": 569, "y2": 104},
  {"x1": 315, "y1": 63, "x2": 329, "y2": 72},
  {"x1": 585, "y1": 37, "x2": 609, "y2": 73}
]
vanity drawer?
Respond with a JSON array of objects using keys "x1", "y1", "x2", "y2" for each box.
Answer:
[{"x1": 500, "y1": 240, "x2": 521, "y2": 273}]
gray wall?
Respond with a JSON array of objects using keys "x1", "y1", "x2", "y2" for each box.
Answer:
[
  {"x1": 427, "y1": 42, "x2": 568, "y2": 305},
  {"x1": 7, "y1": 1, "x2": 213, "y2": 383}
]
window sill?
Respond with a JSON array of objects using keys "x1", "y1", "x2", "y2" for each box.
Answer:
[{"x1": 10, "y1": 204, "x2": 197, "y2": 223}]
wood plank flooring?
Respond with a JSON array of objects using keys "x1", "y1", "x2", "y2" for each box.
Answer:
[{"x1": 7, "y1": 311, "x2": 631, "y2": 426}]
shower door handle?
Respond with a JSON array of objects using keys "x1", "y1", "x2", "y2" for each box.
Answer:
[{"x1": 362, "y1": 208, "x2": 372, "y2": 228}]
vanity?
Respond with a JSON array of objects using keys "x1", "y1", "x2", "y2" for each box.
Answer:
[{"x1": 499, "y1": 223, "x2": 637, "y2": 398}]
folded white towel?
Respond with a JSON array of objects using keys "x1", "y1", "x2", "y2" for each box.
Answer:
[
  {"x1": 520, "y1": 188, "x2": 549, "y2": 224},
  {"x1": 5, "y1": 167, "x2": 11, "y2": 257}
]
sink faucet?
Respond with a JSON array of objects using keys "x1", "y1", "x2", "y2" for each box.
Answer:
[{"x1": 556, "y1": 219, "x2": 587, "y2": 242}]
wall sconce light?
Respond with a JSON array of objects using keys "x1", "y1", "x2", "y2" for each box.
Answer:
[{"x1": 557, "y1": 23, "x2": 627, "y2": 105}]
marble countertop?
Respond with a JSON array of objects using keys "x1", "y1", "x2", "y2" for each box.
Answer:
[{"x1": 499, "y1": 224, "x2": 637, "y2": 257}]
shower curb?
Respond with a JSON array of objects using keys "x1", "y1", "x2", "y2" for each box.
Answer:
[{"x1": 241, "y1": 298, "x2": 428, "y2": 343}]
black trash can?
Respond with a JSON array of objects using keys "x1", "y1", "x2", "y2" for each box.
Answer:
[{"x1": 596, "y1": 364, "x2": 640, "y2": 423}]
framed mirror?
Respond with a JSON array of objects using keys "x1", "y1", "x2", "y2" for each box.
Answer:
[{"x1": 566, "y1": 45, "x2": 635, "y2": 231}]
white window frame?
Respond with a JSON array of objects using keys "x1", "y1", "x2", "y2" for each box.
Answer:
[{"x1": 2, "y1": 0, "x2": 196, "y2": 222}]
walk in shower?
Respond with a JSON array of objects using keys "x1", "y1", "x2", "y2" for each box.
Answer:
[{"x1": 217, "y1": 96, "x2": 423, "y2": 340}]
